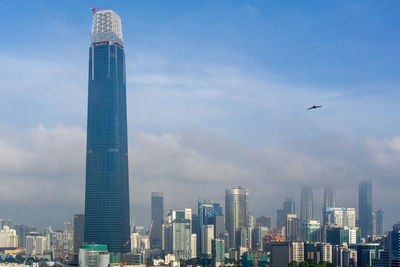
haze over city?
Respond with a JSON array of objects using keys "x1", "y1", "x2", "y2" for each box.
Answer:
[{"x1": 0, "y1": 0, "x2": 399, "y2": 233}]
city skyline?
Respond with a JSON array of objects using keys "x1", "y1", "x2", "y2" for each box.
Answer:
[{"x1": 0, "y1": 1, "x2": 399, "y2": 231}]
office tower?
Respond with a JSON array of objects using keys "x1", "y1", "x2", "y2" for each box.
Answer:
[
  {"x1": 277, "y1": 199, "x2": 296, "y2": 228},
  {"x1": 212, "y1": 238, "x2": 225, "y2": 266},
  {"x1": 254, "y1": 226, "x2": 269, "y2": 250},
  {"x1": 302, "y1": 220, "x2": 321, "y2": 242},
  {"x1": 270, "y1": 241, "x2": 304, "y2": 267},
  {"x1": 14, "y1": 224, "x2": 36, "y2": 248},
  {"x1": 359, "y1": 180, "x2": 373, "y2": 237},
  {"x1": 276, "y1": 209, "x2": 285, "y2": 228},
  {"x1": 376, "y1": 209, "x2": 384, "y2": 236},
  {"x1": 283, "y1": 198, "x2": 296, "y2": 216},
  {"x1": 197, "y1": 200, "x2": 223, "y2": 253},
  {"x1": 225, "y1": 187, "x2": 249, "y2": 249},
  {"x1": 390, "y1": 222, "x2": 400, "y2": 267},
  {"x1": 201, "y1": 225, "x2": 214, "y2": 256},
  {"x1": 301, "y1": 186, "x2": 313, "y2": 226},
  {"x1": 84, "y1": 9, "x2": 130, "y2": 253},
  {"x1": 286, "y1": 214, "x2": 301, "y2": 241},
  {"x1": 256, "y1": 216, "x2": 271, "y2": 228},
  {"x1": 150, "y1": 192, "x2": 164, "y2": 250},
  {"x1": 323, "y1": 187, "x2": 336, "y2": 208},
  {"x1": 326, "y1": 226, "x2": 360, "y2": 246},
  {"x1": 172, "y1": 214, "x2": 191, "y2": 260},
  {"x1": 73, "y1": 214, "x2": 85, "y2": 254},
  {"x1": 190, "y1": 234, "x2": 197, "y2": 259},
  {"x1": 323, "y1": 207, "x2": 356, "y2": 228}
]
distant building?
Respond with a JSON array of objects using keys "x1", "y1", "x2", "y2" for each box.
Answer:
[
  {"x1": 270, "y1": 241, "x2": 304, "y2": 267},
  {"x1": 301, "y1": 186, "x2": 313, "y2": 227},
  {"x1": 277, "y1": 199, "x2": 295, "y2": 228},
  {"x1": 323, "y1": 207, "x2": 356, "y2": 228},
  {"x1": 262, "y1": 233, "x2": 285, "y2": 253},
  {"x1": 390, "y1": 222, "x2": 400, "y2": 267},
  {"x1": 212, "y1": 238, "x2": 225, "y2": 266},
  {"x1": 14, "y1": 224, "x2": 36, "y2": 248},
  {"x1": 73, "y1": 214, "x2": 84, "y2": 254},
  {"x1": 225, "y1": 186, "x2": 248, "y2": 249},
  {"x1": 359, "y1": 180, "x2": 373, "y2": 237},
  {"x1": 79, "y1": 244, "x2": 109, "y2": 267},
  {"x1": 202, "y1": 224, "x2": 214, "y2": 256},
  {"x1": 0, "y1": 225, "x2": 18, "y2": 248},
  {"x1": 376, "y1": 209, "x2": 384, "y2": 236},
  {"x1": 326, "y1": 226, "x2": 360, "y2": 246},
  {"x1": 323, "y1": 187, "x2": 336, "y2": 208},
  {"x1": 150, "y1": 192, "x2": 164, "y2": 250},
  {"x1": 254, "y1": 226, "x2": 269, "y2": 250},
  {"x1": 286, "y1": 214, "x2": 301, "y2": 241},
  {"x1": 256, "y1": 216, "x2": 272, "y2": 228},
  {"x1": 302, "y1": 220, "x2": 321, "y2": 242}
]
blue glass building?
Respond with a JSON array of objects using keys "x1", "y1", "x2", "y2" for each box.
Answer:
[{"x1": 84, "y1": 10, "x2": 130, "y2": 253}]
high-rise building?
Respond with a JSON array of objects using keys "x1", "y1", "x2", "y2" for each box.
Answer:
[
  {"x1": 277, "y1": 199, "x2": 296, "y2": 228},
  {"x1": 201, "y1": 225, "x2": 214, "y2": 256},
  {"x1": 323, "y1": 187, "x2": 336, "y2": 208},
  {"x1": 270, "y1": 241, "x2": 304, "y2": 267},
  {"x1": 172, "y1": 216, "x2": 191, "y2": 260},
  {"x1": 212, "y1": 238, "x2": 225, "y2": 266},
  {"x1": 359, "y1": 180, "x2": 373, "y2": 237},
  {"x1": 197, "y1": 200, "x2": 223, "y2": 254},
  {"x1": 376, "y1": 209, "x2": 384, "y2": 236},
  {"x1": 14, "y1": 224, "x2": 36, "y2": 248},
  {"x1": 323, "y1": 207, "x2": 356, "y2": 228},
  {"x1": 84, "y1": 9, "x2": 131, "y2": 253},
  {"x1": 256, "y1": 216, "x2": 271, "y2": 228},
  {"x1": 390, "y1": 222, "x2": 400, "y2": 267},
  {"x1": 286, "y1": 214, "x2": 301, "y2": 241},
  {"x1": 225, "y1": 186, "x2": 248, "y2": 249},
  {"x1": 150, "y1": 192, "x2": 164, "y2": 250},
  {"x1": 74, "y1": 214, "x2": 85, "y2": 254},
  {"x1": 301, "y1": 186, "x2": 313, "y2": 227}
]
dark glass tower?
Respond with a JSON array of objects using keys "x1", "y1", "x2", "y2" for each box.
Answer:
[
  {"x1": 359, "y1": 180, "x2": 373, "y2": 237},
  {"x1": 84, "y1": 10, "x2": 130, "y2": 253},
  {"x1": 150, "y1": 192, "x2": 164, "y2": 250}
]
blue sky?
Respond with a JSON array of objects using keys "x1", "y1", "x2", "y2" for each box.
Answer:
[{"x1": 0, "y1": 0, "x2": 399, "y2": 230}]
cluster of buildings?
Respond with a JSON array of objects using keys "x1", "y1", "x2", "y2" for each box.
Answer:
[{"x1": 0, "y1": 8, "x2": 398, "y2": 267}]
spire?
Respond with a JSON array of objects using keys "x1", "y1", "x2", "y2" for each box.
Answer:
[{"x1": 91, "y1": 10, "x2": 123, "y2": 44}]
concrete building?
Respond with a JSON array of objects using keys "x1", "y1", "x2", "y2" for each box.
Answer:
[
  {"x1": 376, "y1": 209, "x2": 384, "y2": 236},
  {"x1": 0, "y1": 226, "x2": 18, "y2": 248},
  {"x1": 286, "y1": 214, "x2": 301, "y2": 241},
  {"x1": 202, "y1": 224, "x2": 214, "y2": 257}
]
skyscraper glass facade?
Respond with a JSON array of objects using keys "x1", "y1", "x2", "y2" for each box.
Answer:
[
  {"x1": 359, "y1": 180, "x2": 373, "y2": 237},
  {"x1": 84, "y1": 10, "x2": 130, "y2": 253}
]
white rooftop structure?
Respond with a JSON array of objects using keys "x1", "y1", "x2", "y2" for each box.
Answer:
[{"x1": 91, "y1": 10, "x2": 123, "y2": 44}]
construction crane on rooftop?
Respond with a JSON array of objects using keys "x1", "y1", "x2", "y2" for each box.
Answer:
[{"x1": 91, "y1": 6, "x2": 111, "y2": 16}]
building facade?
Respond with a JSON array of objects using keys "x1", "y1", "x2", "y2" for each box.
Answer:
[
  {"x1": 150, "y1": 192, "x2": 164, "y2": 250},
  {"x1": 84, "y1": 9, "x2": 131, "y2": 253},
  {"x1": 359, "y1": 180, "x2": 373, "y2": 237},
  {"x1": 301, "y1": 186, "x2": 313, "y2": 227},
  {"x1": 225, "y1": 186, "x2": 249, "y2": 249}
]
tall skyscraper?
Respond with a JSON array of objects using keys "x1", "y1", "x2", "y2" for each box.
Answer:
[
  {"x1": 225, "y1": 186, "x2": 249, "y2": 249},
  {"x1": 150, "y1": 192, "x2": 164, "y2": 250},
  {"x1": 301, "y1": 185, "x2": 313, "y2": 226},
  {"x1": 376, "y1": 209, "x2": 384, "y2": 236},
  {"x1": 323, "y1": 187, "x2": 335, "y2": 208},
  {"x1": 359, "y1": 180, "x2": 373, "y2": 237},
  {"x1": 84, "y1": 9, "x2": 131, "y2": 253}
]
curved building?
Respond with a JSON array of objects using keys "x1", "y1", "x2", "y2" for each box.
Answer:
[
  {"x1": 225, "y1": 186, "x2": 248, "y2": 249},
  {"x1": 84, "y1": 10, "x2": 130, "y2": 253}
]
